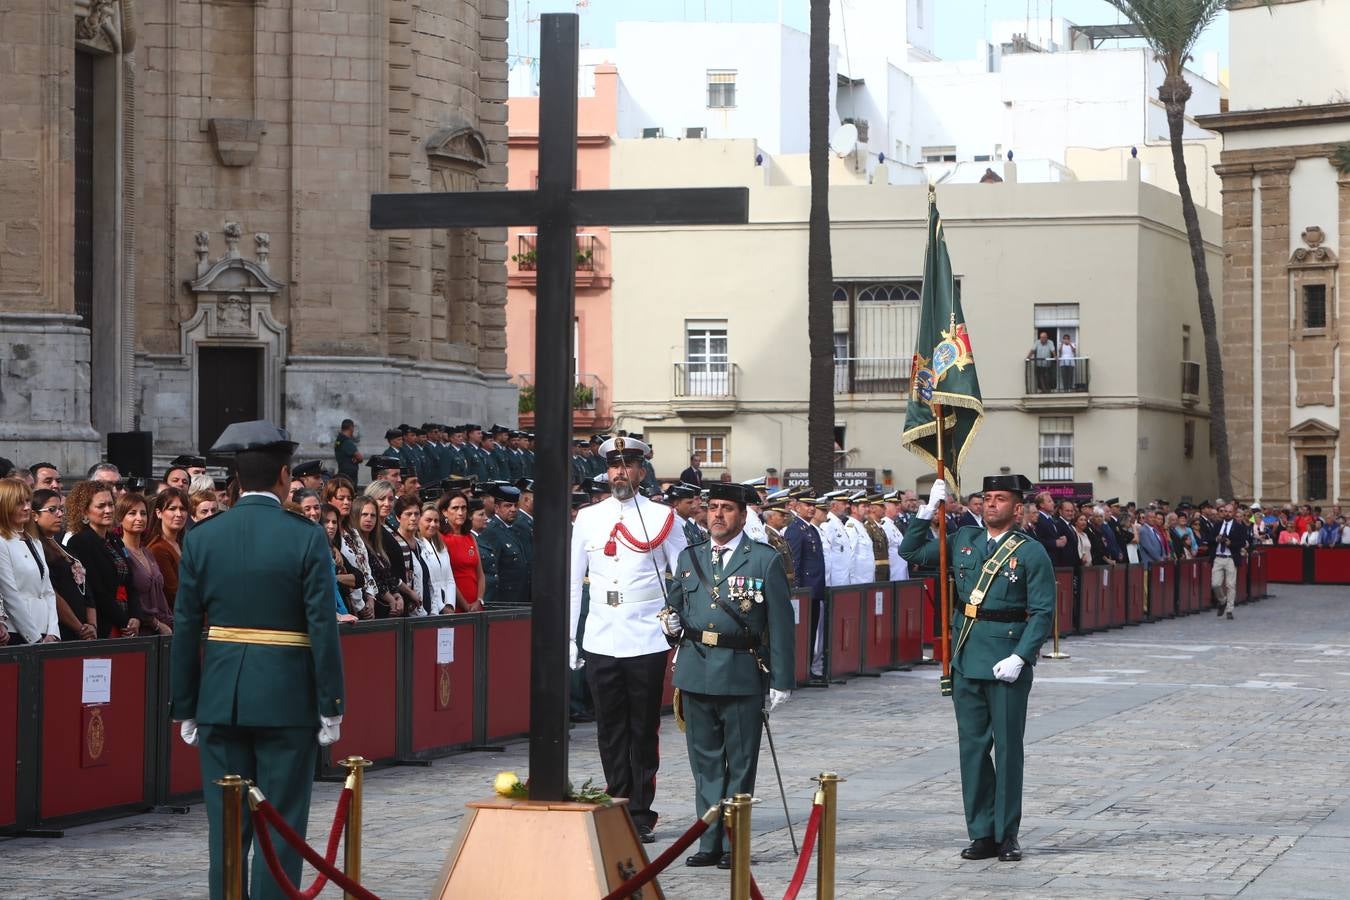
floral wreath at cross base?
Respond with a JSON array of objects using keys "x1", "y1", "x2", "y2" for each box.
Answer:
[{"x1": 494, "y1": 771, "x2": 613, "y2": 805}]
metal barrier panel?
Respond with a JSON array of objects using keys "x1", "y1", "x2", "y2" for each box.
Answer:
[
  {"x1": 920, "y1": 576, "x2": 943, "y2": 663},
  {"x1": 1176, "y1": 560, "x2": 1196, "y2": 615},
  {"x1": 790, "y1": 589, "x2": 813, "y2": 686},
  {"x1": 324, "y1": 621, "x2": 402, "y2": 773},
  {"x1": 1313, "y1": 550, "x2": 1350, "y2": 585},
  {"x1": 1053, "y1": 569, "x2": 1076, "y2": 635},
  {"x1": 1080, "y1": 567, "x2": 1103, "y2": 632},
  {"x1": 825, "y1": 587, "x2": 863, "y2": 680},
  {"x1": 1250, "y1": 549, "x2": 1269, "y2": 598},
  {"x1": 895, "y1": 581, "x2": 924, "y2": 665},
  {"x1": 35, "y1": 638, "x2": 158, "y2": 826},
  {"x1": 1149, "y1": 562, "x2": 1176, "y2": 619},
  {"x1": 1265, "y1": 545, "x2": 1307, "y2": 583},
  {"x1": 1195, "y1": 558, "x2": 1213, "y2": 613},
  {"x1": 151, "y1": 635, "x2": 201, "y2": 806},
  {"x1": 1125, "y1": 565, "x2": 1146, "y2": 624},
  {"x1": 1105, "y1": 566, "x2": 1125, "y2": 627},
  {"x1": 484, "y1": 610, "x2": 531, "y2": 742},
  {"x1": 861, "y1": 584, "x2": 896, "y2": 673},
  {"x1": 1236, "y1": 559, "x2": 1251, "y2": 603},
  {"x1": 0, "y1": 649, "x2": 20, "y2": 829},
  {"x1": 405, "y1": 614, "x2": 480, "y2": 759}
]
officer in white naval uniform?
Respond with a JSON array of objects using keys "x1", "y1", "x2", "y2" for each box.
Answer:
[
  {"x1": 879, "y1": 491, "x2": 911, "y2": 582},
  {"x1": 819, "y1": 490, "x2": 852, "y2": 588},
  {"x1": 569, "y1": 435, "x2": 688, "y2": 843},
  {"x1": 740, "y1": 478, "x2": 770, "y2": 545},
  {"x1": 844, "y1": 492, "x2": 875, "y2": 584}
]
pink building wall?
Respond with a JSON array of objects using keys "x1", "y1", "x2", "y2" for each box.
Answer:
[{"x1": 505, "y1": 65, "x2": 618, "y2": 435}]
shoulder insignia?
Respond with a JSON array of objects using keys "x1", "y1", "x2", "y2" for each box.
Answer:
[{"x1": 282, "y1": 507, "x2": 316, "y2": 524}]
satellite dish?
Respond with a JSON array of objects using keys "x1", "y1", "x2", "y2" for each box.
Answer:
[{"x1": 829, "y1": 123, "x2": 859, "y2": 156}]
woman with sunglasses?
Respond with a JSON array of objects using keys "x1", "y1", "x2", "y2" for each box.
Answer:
[{"x1": 29, "y1": 489, "x2": 95, "y2": 640}]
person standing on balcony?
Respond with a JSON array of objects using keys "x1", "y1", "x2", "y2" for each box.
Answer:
[
  {"x1": 1026, "y1": 331, "x2": 1055, "y2": 393},
  {"x1": 1057, "y1": 333, "x2": 1078, "y2": 391}
]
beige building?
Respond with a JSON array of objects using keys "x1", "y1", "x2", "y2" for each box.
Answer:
[
  {"x1": 1200, "y1": 0, "x2": 1350, "y2": 506},
  {"x1": 0, "y1": 0, "x2": 514, "y2": 472},
  {"x1": 607, "y1": 139, "x2": 1221, "y2": 503}
]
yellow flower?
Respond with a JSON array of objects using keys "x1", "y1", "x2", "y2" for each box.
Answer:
[{"x1": 494, "y1": 771, "x2": 522, "y2": 797}]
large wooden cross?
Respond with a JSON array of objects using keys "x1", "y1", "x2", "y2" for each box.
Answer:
[{"x1": 370, "y1": 13, "x2": 749, "y2": 801}]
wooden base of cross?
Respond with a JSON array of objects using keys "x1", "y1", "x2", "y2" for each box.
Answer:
[{"x1": 432, "y1": 798, "x2": 661, "y2": 899}]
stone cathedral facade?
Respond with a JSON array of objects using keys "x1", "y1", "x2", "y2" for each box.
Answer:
[{"x1": 0, "y1": 0, "x2": 514, "y2": 472}]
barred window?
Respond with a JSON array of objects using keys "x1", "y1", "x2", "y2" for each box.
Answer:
[
  {"x1": 1304, "y1": 284, "x2": 1327, "y2": 330},
  {"x1": 707, "y1": 70, "x2": 736, "y2": 108},
  {"x1": 1038, "y1": 417, "x2": 1074, "y2": 481},
  {"x1": 691, "y1": 433, "x2": 726, "y2": 467}
]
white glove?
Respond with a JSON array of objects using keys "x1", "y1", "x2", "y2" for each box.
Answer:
[
  {"x1": 318, "y1": 714, "x2": 343, "y2": 747},
  {"x1": 569, "y1": 639, "x2": 584, "y2": 671},
  {"x1": 918, "y1": 479, "x2": 948, "y2": 521},
  {"x1": 764, "y1": 689, "x2": 791, "y2": 715},
  {"x1": 992, "y1": 654, "x2": 1025, "y2": 683},
  {"x1": 660, "y1": 611, "x2": 683, "y2": 638},
  {"x1": 179, "y1": 719, "x2": 198, "y2": 746}
]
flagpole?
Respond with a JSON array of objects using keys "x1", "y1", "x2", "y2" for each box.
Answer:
[{"x1": 934, "y1": 402, "x2": 952, "y2": 696}]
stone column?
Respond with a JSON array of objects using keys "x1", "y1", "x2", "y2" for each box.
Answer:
[
  {"x1": 1215, "y1": 162, "x2": 1256, "y2": 499},
  {"x1": 1256, "y1": 159, "x2": 1295, "y2": 503},
  {"x1": 1338, "y1": 167, "x2": 1350, "y2": 502}
]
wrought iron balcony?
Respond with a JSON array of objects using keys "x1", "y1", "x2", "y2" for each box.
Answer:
[
  {"x1": 673, "y1": 362, "x2": 739, "y2": 415},
  {"x1": 514, "y1": 372, "x2": 609, "y2": 427},
  {"x1": 511, "y1": 233, "x2": 600, "y2": 272},
  {"x1": 833, "y1": 357, "x2": 908, "y2": 395},
  {"x1": 1024, "y1": 357, "x2": 1089, "y2": 394}
]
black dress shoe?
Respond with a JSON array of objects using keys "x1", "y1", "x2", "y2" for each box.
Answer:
[
  {"x1": 636, "y1": 824, "x2": 655, "y2": 844},
  {"x1": 685, "y1": 850, "x2": 721, "y2": 867},
  {"x1": 960, "y1": 837, "x2": 998, "y2": 860},
  {"x1": 717, "y1": 852, "x2": 732, "y2": 870},
  {"x1": 1216, "y1": 605, "x2": 1225, "y2": 617},
  {"x1": 1226, "y1": 612, "x2": 1234, "y2": 620},
  {"x1": 998, "y1": 837, "x2": 1022, "y2": 862}
]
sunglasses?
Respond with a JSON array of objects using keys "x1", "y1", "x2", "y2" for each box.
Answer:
[{"x1": 34, "y1": 506, "x2": 64, "y2": 515}]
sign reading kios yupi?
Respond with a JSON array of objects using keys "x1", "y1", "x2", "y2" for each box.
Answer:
[{"x1": 782, "y1": 469, "x2": 877, "y2": 491}]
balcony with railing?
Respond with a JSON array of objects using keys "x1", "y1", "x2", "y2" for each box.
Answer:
[
  {"x1": 514, "y1": 372, "x2": 611, "y2": 430},
  {"x1": 1023, "y1": 357, "x2": 1090, "y2": 409},
  {"x1": 834, "y1": 357, "x2": 908, "y2": 395},
  {"x1": 508, "y1": 233, "x2": 609, "y2": 288},
  {"x1": 673, "y1": 361, "x2": 739, "y2": 415},
  {"x1": 1181, "y1": 360, "x2": 1200, "y2": 406}
]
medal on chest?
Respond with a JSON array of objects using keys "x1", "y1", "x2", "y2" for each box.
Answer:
[{"x1": 1004, "y1": 557, "x2": 1018, "y2": 583}]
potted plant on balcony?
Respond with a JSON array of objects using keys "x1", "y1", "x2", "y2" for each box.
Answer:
[
  {"x1": 575, "y1": 248, "x2": 594, "y2": 270},
  {"x1": 573, "y1": 382, "x2": 595, "y2": 409},
  {"x1": 511, "y1": 249, "x2": 538, "y2": 270},
  {"x1": 518, "y1": 383, "x2": 536, "y2": 414}
]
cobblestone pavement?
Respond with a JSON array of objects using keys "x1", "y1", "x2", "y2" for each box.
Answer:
[{"x1": 6, "y1": 583, "x2": 1350, "y2": 899}]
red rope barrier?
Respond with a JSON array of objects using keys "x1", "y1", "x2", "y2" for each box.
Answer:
[
  {"x1": 601, "y1": 812, "x2": 714, "y2": 900},
  {"x1": 250, "y1": 795, "x2": 380, "y2": 900},
  {"x1": 782, "y1": 802, "x2": 824, "y2": 900}
]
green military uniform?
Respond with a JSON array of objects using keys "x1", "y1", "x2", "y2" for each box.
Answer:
[
  {"x1": 333, "y1": 432, "x2": 360, "y2": 483},
  {"x1": 898, "y1": 497, "x2": 1054, "y2": 850},
  {"x1": 668, "y1": 530, "x2": 795, "y2": 858},
  {"x1": 480, "y1": 515, "x2": 528, "y2": 605},
  {"x1": 171, "y1": 424, "x2": 344, "y2": 900},
  {"x1": 511, "y1": 509, "x2": 534, "y2": 564},
  {"x1": 475, "y1": 527, "x2": 500, "y2": 604},
  {"x1": 863, "y1": 516, "x2": 890, "y2": 582},
  {"x1": 445, "y1": 440, "x2": 468, "y2": 478}
]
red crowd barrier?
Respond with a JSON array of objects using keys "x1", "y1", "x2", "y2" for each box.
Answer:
[
  {"x1": 1176, "y1": 559, "x2": 1197, "y2": 614},
  {"x1": 0, "y1": 651, "x2": 19, "y2": 829},
  {"x1": 1079, "y1": 567, "x2": 1102, "y2": 632},
  {"x1": 324, "y1": 621, "x2": 402, "y2": 774},
  {"x1": 894, "y1": 580, "x2": 924, "y2": 665},
  {"x1": 790, "y1": 589, "x2": 813, "y2": 686},
  {"x1": 1125, "y1": 564, "x2": 1146, "y2": 624},
  {"x1": 1265, "y1": 545, "x2": 1307, "y2": 583},
  {"x1": 1148, "y1": 561, "x2": 1176, "y2": 619},
  {"x1": 1236, "y1": 558, "x2": 1251, "y2": 603},
  {"x1": 1313, "y1": 549, "x2": 1350, "y2": 585},
  {"x1": 861, "y1": 584, "x2": 896, "y2": 674},
  {"x1": 824, "y1": 588, "x2": 863, "y2": 680},
  {"x1": 405, "y1": 615, "x2": 479, "y2": 759},
  {"x1": 1249, "y1": 549, "x2": 1269, "y2": 597},
  {"x1": 483, "y1": 611, "x2": 531, "y2": 742},
  {"x1": 1053, "y1": 570, "x2": 1075, "y2": 635}
]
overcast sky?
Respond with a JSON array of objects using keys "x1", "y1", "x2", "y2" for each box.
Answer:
[{"x1": 507, "y1": 0, "x2": 1228, "y2": 68}]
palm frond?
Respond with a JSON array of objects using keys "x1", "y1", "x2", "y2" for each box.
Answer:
[
  {"x1": 1100, "y1": 0, "x2": 1232, "y2": 72},
  {"x1": 1333, "y1": 143, "x2": 1350, "y2": 177}
]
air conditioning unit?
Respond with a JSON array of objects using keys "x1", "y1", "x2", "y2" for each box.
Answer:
[
  {"x1": 685, "y1": 127, "x2": 707, "y2": 139},
  {"x1": 641, "y1": 127, "x2": 664, "y2": 139}
]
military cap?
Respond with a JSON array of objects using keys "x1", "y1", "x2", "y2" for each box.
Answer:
[
  {"x1": 400, "y1": 467, "x2": 417, "y2": 479},
  {"x1": 740, "y1": 475, "x2": 767, "y2": 488},
  {"x1": 868, "y1": 494, "x2": 887, "y2": 506},
  {"x1": 590, "y1": 433, "x2": 608, "y2": 444},
  {"x1": 883, "y1": 490, "x2": 901, "y2": 502},
  {"x1": 448, "y1": 423, "x2": 466, "y2": 434},
  {"x1": 581, "y1": 476, "x2": 611, "y2": 495},
  {"x1": 213, "y1": 477, "x2": 230, "y2": 491},
  {"x1": 292, "y1": 459, "x2": 326, "y2": 479},
  {"x1": 489, "y1": 424, "x2": 510, "y2": 436},
  {"x1": 487, "y1": 483, "x2": 521, "y2": 503},
  {"x1": 598, "y1": 435, "x2": 649, "y2": 464},
  {"x1": 210, "y1": 420, "x2": 298, "y2": 455},
  {"x1": 367, "y1": 454, "x2": 402, "y2": 472},
  {"x1": 515, "y1": 478, "x2": 534, "y2": 493},
  {"x1": 1104, "y1": 498, "x2": 1120, "y2": 506},
  {"x1": 571, "y1": 491, "x2": 590, "y2": 509},
  {"x1": 420, "y1": 422, "x2": 439, "y2": 432},
  {"x1": 464, "y1": 423, "x2": 483, "y2": 433},
  {"x1": 667, "y1": 482, "x2": 701, "y2": 500},
  {"x1": 170, "y1": 454, "x2": 207, "y2": 469},
  {"x1": 981, "y1": 473, "x2": 1034, "y2": 497},
  {"x1": 821, "y1": 489, "x2": 849, "y2": 500},
  {"x1": 787, "y1": 487, "x2": 813, "y2": 500},
  {"x1": 572, "y1": 439, "x2": 588, "y2": 447},
  {"x1": 765, "y1": 488, "x2": 791, "y2": 503},
  {"x1": 707, "y1": 481, "x2": 755, "y2": 508},
  {"x1": 384, "y1": 428, "x2": 403, "y2": 440},
  {"x1": 441, "y1": 475, "x2": 475, "y2": 490},
  {"x1": 848, "y1": 490, "x2": 868, "y2": 503}
]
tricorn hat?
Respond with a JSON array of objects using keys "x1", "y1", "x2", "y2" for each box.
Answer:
[
  {"x1": 981, "y1": 473, "x2": 1034, "y2": 497},
  {"x1": 210, "y1": 421, "x2": 298, "y2": 456}
]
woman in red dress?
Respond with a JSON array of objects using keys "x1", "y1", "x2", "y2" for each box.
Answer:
[{"x1": 438, "y1": 493, "x2": 484, "y2": 611}]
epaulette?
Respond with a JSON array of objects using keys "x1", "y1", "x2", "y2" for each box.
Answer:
[{"x1": 686, "y1": 533, "x2": 710, "y2": 547}]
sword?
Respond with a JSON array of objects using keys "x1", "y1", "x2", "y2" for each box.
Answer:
[{"x1": 761, "y1": 709, "x2": 798, "y2": 856}]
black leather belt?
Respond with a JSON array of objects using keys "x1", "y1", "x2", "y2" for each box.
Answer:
[
  {"x1": 962, "y1": 604, "x2": 1027, "y2": 623},
  {"x1": 684, "y1": 629, "x2": 760, "y2": 650}
]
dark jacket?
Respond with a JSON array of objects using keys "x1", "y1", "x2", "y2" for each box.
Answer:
[
  {"x1": 66, "y1": 527, "x2": 140, "y2": 637},
  {"x1": 1206, "y1": 519, "x2": 1249, "y2": 559}
]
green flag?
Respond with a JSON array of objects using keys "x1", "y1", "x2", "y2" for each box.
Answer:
[{"x1": 900, "y1": 191, "x2": 984, "y2": 496}]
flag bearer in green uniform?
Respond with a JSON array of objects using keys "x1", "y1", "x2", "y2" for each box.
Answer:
[
  {"x1": 899, "y1": 474, "x2": 1054, "y2": 863},
  {"x1": 661, "y1": 482, "x2": 795, "y2": 870},
  {"x1": 171, "y1": 420, "x2": 345, "y2": 899}
]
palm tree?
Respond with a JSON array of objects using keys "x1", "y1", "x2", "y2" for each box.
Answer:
[
  {"x1": 807, "y1": 0, "x2": 836, "y2": 491},
  {"x1": 1103, "y1": 0, "x2": 1246, "y2": 499}
]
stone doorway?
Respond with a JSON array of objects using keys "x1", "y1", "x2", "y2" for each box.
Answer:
[{"x1": 197, "y1": 347, "x2": 261, "y2": 453}]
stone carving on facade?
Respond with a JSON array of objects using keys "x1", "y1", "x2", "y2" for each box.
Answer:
[
  {"x1": 254, "y1": 232, "x2": 271, "y2": 270},
  {"x1": 424, "y1": 121, "x2": 489, "y2": 172},
  {"x1": 208, "y1": 118, "x2": 266, "y2": 168},
  {"x1": 76, "y1": 0, "x2": 118, "y2": 45},
  {"x1": 1290, "y1": 225, "x2": 1338, "y2": 268},
  {"x1": 184, "y1": 223, "x2": 286, "y2": 342}
]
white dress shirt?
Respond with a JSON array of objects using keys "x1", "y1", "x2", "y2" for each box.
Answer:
[
  {"x1": 879, "y1": 516, "x2": 910, "y2": 581},
  {"x1": 743, "y1": 508, "x2": 769, "y2": 545},
  {"x1": 820, "y1": 512, "x2": 850, "y2": 587},
  {"x1": 418, "y1": 536, "x2": 456, "y2": 613},
  {"x1": 844, "y1": 515, "x2": 874, "y2": 584},
  {"x1": 0, "y1": 533, "x2": 60, "y2": 642},
  {"x1": 570, "y1": 494, "x2": 689, "y2": 657}
]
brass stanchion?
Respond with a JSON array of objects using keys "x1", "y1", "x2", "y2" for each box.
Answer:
[
  {"x1": 725, "y1": 793, "x2": 754, "y2": 900},
  {"x1": 216, "y1": 774, "x2": 246, "y2": 900},
  {"x1": 1042, "y1": 591, "x2": 1070, "y2": 660},
  {"x1": 813, "y1": 772, "x2": 844, "y2": 900},
  {"x1": 341, "y1": 756, "x2": 372, "y2": 900}
]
